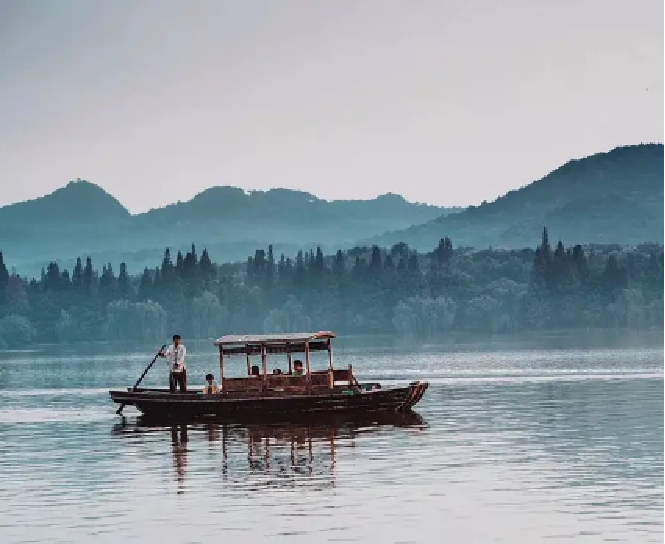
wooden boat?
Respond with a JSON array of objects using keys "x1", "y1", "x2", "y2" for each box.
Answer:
[{"x1": 109, "y1": 331, "x2": 428, "y2": 420}]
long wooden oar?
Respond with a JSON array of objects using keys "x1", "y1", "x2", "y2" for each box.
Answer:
[{"x1": 116, "y1": 344, "x2": 167, "y2": 415}]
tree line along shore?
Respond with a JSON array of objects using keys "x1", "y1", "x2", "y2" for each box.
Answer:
[{"x1": 0, "y1": 228, "x2": 662, "y2": 348}]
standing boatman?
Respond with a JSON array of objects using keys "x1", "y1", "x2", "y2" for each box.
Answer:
[{"x1": 159, "y1": 334, "x2": 187, "y2": 392}]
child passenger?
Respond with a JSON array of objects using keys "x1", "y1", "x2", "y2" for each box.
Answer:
[{"x1": 202, "y1": 373, "x2": 219, "y2": 394}]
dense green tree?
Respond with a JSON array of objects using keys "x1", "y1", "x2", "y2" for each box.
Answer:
[
  {"x1": 118, "y1": 263, "x2": 130, "y2": 296},
  {"x1": 0, "y1": 252, "x2": 9, "y2": 301},
  {"x1": 0, "y1": 314, "x2": 36, "y2": 347}
]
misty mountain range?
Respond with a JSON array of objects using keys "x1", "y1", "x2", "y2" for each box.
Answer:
[
  {"x1": 1, "y1": 143, "x2": 662, "y2": 277},
  {"x1": 365, "y1": 143, "x2": 663, "y2": 251},
  {"x1": 0, "y1": 182, "x2": 454, "y2": 276}
]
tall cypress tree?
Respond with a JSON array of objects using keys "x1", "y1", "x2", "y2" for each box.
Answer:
[
  {"x1": 266, "y1": 245, "x2": 275, "y2": 288},
  {"x1": 118, "y1": 263, "x2": 130, "y2": 296},
  {"x1": 0, "y1": 251, "x2": 9, "y2": 300},
  {"x1": 333, "y1": 250, "x2": 345, "y2": 277},
  {"x1": 199, "y1": 248, "x2": 214, "y2": 283},
  {"x1": 72, "y1": 257, "x2": 83, "y2": 289},
  {"x1": 83, "y1": 257, "x2": 94, "y2": 294}
]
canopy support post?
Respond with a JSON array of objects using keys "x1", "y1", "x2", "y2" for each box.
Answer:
[
  {"x1": 287, "y1": 343, "x2": 292, "y2": 375},
  {"x1": 219, "y1": 347, "x2": 224, "y2": 391},
  {"x1": 305, "y1": 341, "x2": 311, "y2": 393},
  {"x1": 246, "y1": 352, "x2": 251, "y2": 376},
  {"x1": 261, "y1": 344, "x2": 268, "y2": 392},
  {"x1": 327, "y1": 339, "x2": 334, "y2": 389}
]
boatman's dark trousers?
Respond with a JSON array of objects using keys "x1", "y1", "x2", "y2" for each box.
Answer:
[{"x1": 169, "y1": 370, "x2": 187, "y2": 393}]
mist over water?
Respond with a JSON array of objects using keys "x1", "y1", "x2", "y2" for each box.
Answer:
[{"x1": 0, "y1": 331, "x2": 662, "y2": 543}]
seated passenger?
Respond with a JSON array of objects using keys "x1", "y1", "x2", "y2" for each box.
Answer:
[
  {"x1": 202, "y1": 373, "x2": 219, "y2": 395},
  {"x1": 251, "y1": 365, "x2": 260, "y2": 377},
  {"x1": 293, "y1": 360, "x2": 304, "y2": 376},
  {"x1": 272, "y1": 368, "x2": 282, "y2": 375}
]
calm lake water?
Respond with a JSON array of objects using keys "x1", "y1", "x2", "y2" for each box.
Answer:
[{"x1": 0, "y1": 331, "x2": 662, "y2": 543}]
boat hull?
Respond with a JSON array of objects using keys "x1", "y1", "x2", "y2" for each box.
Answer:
[{"x1": 110, "y1": 381, "x2": 428, "y2": 421}]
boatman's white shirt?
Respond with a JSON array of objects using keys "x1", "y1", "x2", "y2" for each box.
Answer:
[{"x1": 164, "y1": 344, "x2": 186, "y2": 373}]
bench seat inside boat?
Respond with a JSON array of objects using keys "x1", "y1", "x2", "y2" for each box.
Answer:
[{"x1": 222, "y1": 368, "x2": 353, "y2": 393}]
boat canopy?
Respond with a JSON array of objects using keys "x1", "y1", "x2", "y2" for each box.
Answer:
[{"x1": 214, "y1": 331, "x2": 336, "y2": 356}]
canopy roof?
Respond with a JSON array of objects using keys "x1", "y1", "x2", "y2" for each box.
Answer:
[{"x1": 214, "y1": 331, "x2": 336, "y2": 355}]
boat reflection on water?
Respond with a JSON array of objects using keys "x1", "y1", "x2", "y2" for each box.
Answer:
[
  {"x1": 171, "y1": 424, "x2": 188, "y2": 493},
  {"x1": 113, "y1": 411, "x2": 426, "y2": 493}
]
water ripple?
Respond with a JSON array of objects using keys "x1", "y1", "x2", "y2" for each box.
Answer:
[{"x1": 0, "y1": 342, "x2": 662, "y2": 543}]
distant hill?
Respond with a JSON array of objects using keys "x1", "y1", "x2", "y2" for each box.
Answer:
[
  {"x1": 364, "y1": 144, "x2": 664, "y2": 250},
  {"x1": 0, "y1": 180, "x2": 133, "y2": 274},
  {"x1": 0, "y1": 180, "x2": 453, "y2": 276}
]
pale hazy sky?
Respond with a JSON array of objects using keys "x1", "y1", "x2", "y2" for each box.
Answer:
[{"x1": 0, "y1": 0, "x2": 662, "y2": 213}]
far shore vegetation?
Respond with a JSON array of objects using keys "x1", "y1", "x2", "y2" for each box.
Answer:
[{"x1": 0, "y1": 228, "x2": 662, "y2": 349}]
